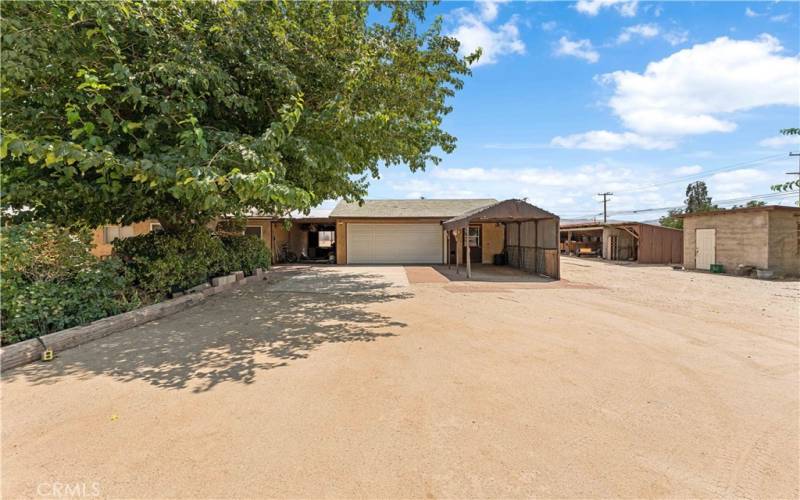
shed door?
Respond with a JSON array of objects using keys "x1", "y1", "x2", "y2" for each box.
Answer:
[
  {"x1": 695, "y1": 228, "x2": 716, "y2": 270},
  {"x1": 347, "y1": 223, "x2": 443, "y2": 264}
]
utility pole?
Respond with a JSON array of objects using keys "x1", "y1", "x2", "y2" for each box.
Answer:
[
  {"x1": 788, "y1": 152, "x2": 800, "y2": 206},
  {"x1": 598, "y1": 192, "x2": 613, "y2": 223}
]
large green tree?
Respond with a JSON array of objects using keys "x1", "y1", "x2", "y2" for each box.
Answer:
[
  {"x1": 659, "y1": 181, "x2": 717, "y2": 229},
  {"x1": 1, "y1": 1, "x2": 477, "y2": 231}
]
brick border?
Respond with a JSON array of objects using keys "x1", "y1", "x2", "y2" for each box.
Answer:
[{"x1": 1, "y1": 269, "x2": 267, "y2": 372}]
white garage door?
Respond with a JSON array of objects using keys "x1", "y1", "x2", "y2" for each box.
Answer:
[{"x1": 347, "y1": 223, "x2": 443, "y2": 264}]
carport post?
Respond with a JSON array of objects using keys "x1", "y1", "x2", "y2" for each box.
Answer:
[
  {"x1": 461, "y1": 228, "x2": 472, "y2": 279},
  {"x1": 446, "y1": 229, "x2": 450, "y2": 269},
  {"x1": 455, "y1": 229, "x2": 460, "y2": 274}
]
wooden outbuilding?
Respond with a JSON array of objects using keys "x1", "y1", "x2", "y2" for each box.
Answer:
[
  {"x1": 442, "y1": 199, "x2": 560, "y2": 279},
  {"x1": 560, "y1": 221, "x2": 683, "y2": 264}
]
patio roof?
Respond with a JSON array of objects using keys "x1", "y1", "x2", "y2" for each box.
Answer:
[{"x1": 442, "y1": 199, "x2": 558, "y2": 230}]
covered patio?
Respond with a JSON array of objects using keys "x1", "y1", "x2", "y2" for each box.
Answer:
[{"x1": 441, "y1": 199, "x2": 560, "y2": 280}]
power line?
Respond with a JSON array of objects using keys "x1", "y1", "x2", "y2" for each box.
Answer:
[
  {"x1": 612, "y1": 153, "x2": 786, "y2": 195},
  {"x1": 788, "y1": 151, "x2": 800, "y2": 206},
  {"x1": 563, "y1": 191, "x2": 798, "y2": 220},
  {"x1": 604, "y1": 191, "x2": 797, "y2": 217}
]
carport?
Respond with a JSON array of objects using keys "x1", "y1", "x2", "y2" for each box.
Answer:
[{"x1": 442, "y1": 199, "x2": 560, "y2": 280}]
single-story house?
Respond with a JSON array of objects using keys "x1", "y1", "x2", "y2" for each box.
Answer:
[
  {"x1": 332, "y1": 198, "x2": 560, "y2": 278},
  {"x1": 91, "y1": 198, "x2": 562, "y2": 279},
  {"x1": 680, "y1": 205, "x2": 800, "y2": 276},
  {"x1": 560, "y1": 221, "x2": 683, "y2": 264},
  {"x1": 331, "y1": 199, "x2": 497, "y2": 265}
]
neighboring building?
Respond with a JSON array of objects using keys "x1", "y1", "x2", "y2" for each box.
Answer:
[
  {"x1": 560, "y1": 221, "x2": 683, "y2": 264},
  {"x1": 680, "y1": 205, "x2": 800, "y2": 276},
  {"x1": 90, "y1": 198, "x2": 562, "y2": 279},
  {"x1": 91, "y1": 220, "x2": 163, "y2": 257}
]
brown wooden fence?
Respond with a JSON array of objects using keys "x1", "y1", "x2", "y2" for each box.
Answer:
[{"x1": 505, "y1": 219, "x2": 560, "y2": 279}]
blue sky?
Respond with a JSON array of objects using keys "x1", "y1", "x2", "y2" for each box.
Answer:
[{"x1": 324, "y1": 1, "x2": 800, "y2": 221}]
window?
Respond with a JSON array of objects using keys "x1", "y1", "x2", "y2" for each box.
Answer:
[
  {"x1": 103, "y1": 225, "x2": 120, "y2": 244},
  {"x1": 467, "y1": 226, "x2": 481, "y2": 247},
  {"x1": 150, "y1": 223, "x2": 163, "y2": 232},
  {"x1": 103, "y1": 225, "x2": 134, "y2": 243},
  {"x1": 318, "y1": 230, "x2": 335, "y2": 248},
  {"x1": 244, "y1": 226, "x2": 262, "y2": 238}
]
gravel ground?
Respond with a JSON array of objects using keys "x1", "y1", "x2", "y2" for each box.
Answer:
[{"x1": 2, "y1": 259, "x2": 798, "y2": 498}]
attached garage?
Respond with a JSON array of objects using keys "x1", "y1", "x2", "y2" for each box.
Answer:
[
  {"x1": 331, "y1": 199, "x2": 499, "y2": 265},
  {"x1": 346, "y1": 223, "x2": 442, "y2": 264}
]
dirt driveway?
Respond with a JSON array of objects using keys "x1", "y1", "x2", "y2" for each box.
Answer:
[{"x1": 2, "y1": 259, "x2": 798, "y2": 498}]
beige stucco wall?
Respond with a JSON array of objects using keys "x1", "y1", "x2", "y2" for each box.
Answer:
[
  {"x1": 768, "y1": 210, "x2": 800, "y2": 276},
  {"x1": 92, "y1": 217, "x2": 275, "y2": 261},
  {"x1": 480, "y1": 223, "x2": 505, "y2": 263},
  {"x1": 243, "y1": 219, "x2": 273, "y2": 257},
  {"x1": 91, "y1": 220, "x2": 155, "y2": 257},
  {"x1": 683, "y1": 211, "x2": 770, "y2": 271}
]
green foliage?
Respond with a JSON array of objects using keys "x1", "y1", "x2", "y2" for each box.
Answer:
[
  {"x1": 659, "y1": 209, "x2": 684, "y2": 229},
  {"x1": 113, "y1": 227, "x2": 229, "y2": 300},
  {"x1": 1, "y1": 223, "x2": 138, "y2": 345},
  {"x1": 1, "y1": 1, "x2": 474, "y2": 230},
  {"x1": 779, "y1": 128, "x2": 800, "y2": 136},
  {"x1": 731, "y1": 200, "x2": 766, "y2": 209},
  {"x1": 684, "y1": 181, "x2": 716, "y2": 213},
  {"x1": 660, "y1": 181, "x2": 719, "y2": 228},
  {"x1": 220, "y1": 235, "x2": 271, "y2": 276}
]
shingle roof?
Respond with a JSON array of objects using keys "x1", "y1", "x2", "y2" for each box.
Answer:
[
  {"x1": 442, "y1": 199, "x2": 558, "y2": 230},
  {"x1": 330, "y1": 199, "x2": 498, "y2": 218}
]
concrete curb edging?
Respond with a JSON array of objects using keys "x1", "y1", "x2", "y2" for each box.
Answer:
[{"x1": 1, "y1": 269, "x2": 268, "y2": 373}]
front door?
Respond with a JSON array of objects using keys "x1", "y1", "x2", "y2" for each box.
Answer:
[
  {"x1": 463, "y1": 226, "x2": 482, "y2": 263},
  {"x1": 447, "y1": 226, "x2": 482, "y2": 264},
  {"x1": 695, "y1": 228, "x2": 716, "y2": 270}
]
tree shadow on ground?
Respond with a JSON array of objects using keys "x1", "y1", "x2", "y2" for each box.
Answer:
[{"x1": 5, "y1": 268, "x2": 411, "y2": 392}]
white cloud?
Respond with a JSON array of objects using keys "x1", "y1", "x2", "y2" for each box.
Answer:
[
  {"x1": 663, "y1": 29, "x2": 689, "y2": 46},
  {"x1": 616, "y1": 24, "x2": 689, "y2": 46},
  {"x1": 554, "y1": 36, "x2": 599, "y2": 63},
  {"x1": 708, "y1": 168, "x2": 770, "y2": 197},
  {"x1": 770, "y1": 13, "x2": 791, "y2": 23},
  {"x1": 576, "y1": 0, "x2": 638, "y2": 17},
  {"x1": 550, "y1": 130, "x2": 675, "y2": 150},
  {"x1": 541, "y1": 21, "x2": 557, "y2": 31},
  {"x1": 599, "y1": 34, "x2": 800, "y2": 137},
  {"x1": 477, "y1": 0, "x2": 508, "y2": 22},
  {"x1": 449, "y1": 5, "x2": 525, "y2": 67},
  {"x1": 672, "y1": 165, "x2": 703, "y2": 176},
  {"x1": 745, "y1": 7, "x2": 759, "y2": 18},
  {"x1": 758, "y1": 135, "x2": 800, "y2": 148},
  {"x1": 617, "y1": 23, "x2": 660, "y2": 44}
]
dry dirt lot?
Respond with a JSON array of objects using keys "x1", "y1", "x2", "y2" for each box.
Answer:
[{"x1": 2, "y1": 258, "x2": 798, "y2": 498}]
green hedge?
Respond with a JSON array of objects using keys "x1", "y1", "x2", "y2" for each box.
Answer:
[
  {"x1": 0, "y1": 223, "x2": 139, "y2": 345},
  {"x1": 1, "y1": 224, "x2": 273, "y2": 345},
  {"x1": 113, "y1": 227, "x2": 229, "y2": 300},
  {"x1": 220, "y1": 234, "x2": 271, "y2": 276}
]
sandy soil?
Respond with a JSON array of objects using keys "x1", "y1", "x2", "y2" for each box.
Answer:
[{"x1": 2, "y1": 259, "x2": 798, "y2": 498}]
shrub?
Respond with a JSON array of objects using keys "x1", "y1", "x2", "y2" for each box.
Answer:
[
  {"x1": 1, "y1": 223, "x2": 139, "y2": 345},
  {"x1": 113, "y1": 227, "x2": 228, "y2": 300},
  {"x1": 220, "y1": 235, "x2": 271, "y2": 275}
]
